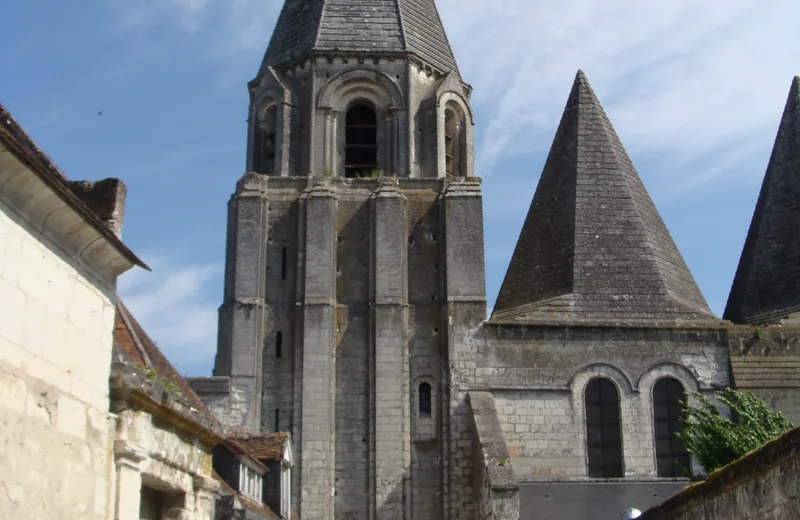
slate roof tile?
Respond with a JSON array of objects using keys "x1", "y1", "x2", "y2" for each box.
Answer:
[
  {"x1": 724, "y1": 77, "x2": 800, "y2": 325},
  {"x1": 492, "y1": 71, "x2": 716, "y2": 326},
  {"x1": 261, "y1": 0, "x2": 457, "y2": 73}
]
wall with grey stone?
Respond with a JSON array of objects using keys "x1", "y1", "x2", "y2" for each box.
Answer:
[{"x1": 480, "y1": 325, "x2": 731, "y2": 480}]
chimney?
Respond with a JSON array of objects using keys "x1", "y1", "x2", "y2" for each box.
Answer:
[{"x1": 68, "y1": 178, "x2": 127, "y2": 238}]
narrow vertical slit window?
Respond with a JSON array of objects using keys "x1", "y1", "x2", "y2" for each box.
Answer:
[
  {"x1": 274, "y1": 408, "x2": 280, "y2": 432},
  {"x1": 281, "y1": 246, "x2": 287, "y2": 280},
  {"x1": 276, "y1": 331, "x2": 283, "y2": 359},
  {"x1": 344, "y1": 104, "x2": 377, "y2": 178},
  {"x1": 654, "y1": 378, "x2": 691, "y2": 477},
  {"x1": 419, "y1": 382, "x2": 432, "y2": 417},
  {"x1": 585, "y1": 378, "x2": 624, "y2": 478}
]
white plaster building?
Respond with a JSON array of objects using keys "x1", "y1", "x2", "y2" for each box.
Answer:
[{"x1": 0, "y1": 103, "x2": 147, "y2": 518}]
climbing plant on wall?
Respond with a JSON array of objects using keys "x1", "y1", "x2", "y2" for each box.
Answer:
[{"x1": 678, "y1": 388, "x2": 794, "y2": 478}]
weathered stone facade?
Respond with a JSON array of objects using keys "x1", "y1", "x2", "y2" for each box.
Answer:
[
  {"x1": 0, "y1": 104, "x2": 145, "y2": 518},
  {"x1": 189, "y1": 1, "x2": 800, "y2": 518}
]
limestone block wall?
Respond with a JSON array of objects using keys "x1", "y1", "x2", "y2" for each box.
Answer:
[
  {"x1": 480, "y1": 326, "x2": 731, "y2": 481},
  {"x1": 0, "y1": 198, "x2": 118, "y2": 519},
  {"x1": 113, "y1": 409, "x2": 217, "y2": 520}
]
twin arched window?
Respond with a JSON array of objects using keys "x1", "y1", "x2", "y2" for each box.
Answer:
[
  {"x1": 585, "y1": 378, "x2": 624, "y2": 478},
  {"x1": 344, "y1": 104, "x2": 378, "y2": 178},
  {"x1": 584, "y1": 376, "x2": 691, "y2": 479},
  {"x1": 653, "y1": 378, "x2": 690, "y2": 477}
]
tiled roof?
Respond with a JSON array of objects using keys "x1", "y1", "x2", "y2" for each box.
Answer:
[
  {"x1": 113, "y1": 298, "x2": 220, "y2": 425},
  {"x1": 731, "y1": 356, "x2": 800, "y2": 388},
  {"x1": 229, "y1": 432, "x2": 290, "y2": 462},
  {"x1": 491, "y1": 71, "x2": 716, "y2": 326},
  {"x1": 724, "y1": 77, "x2": 800, "y2": 325},
  {"x1": 260, "y1": 0, "x2": 458, "y2": 73}
]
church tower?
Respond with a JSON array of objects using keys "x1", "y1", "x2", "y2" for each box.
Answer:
[{"x1": 193, "y1": 2, "x2": 487, "y2": 519}]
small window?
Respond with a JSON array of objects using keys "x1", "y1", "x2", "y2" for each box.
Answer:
[
  {"x1": 281, "y1": 247, "x2": 287, "y2": 280},
  {"x1": 444, "y1": 103, "x2": 466, "y2": 177},
  {"x1": 585, "y1": 378, "x2": 624, "y2": 478},
  {"x1": 274, "y1": 408, "x2": 280, "y2": 432},
  {"x1": 345, "y1": 104, "x2": 377, "y2": 178},
  {"x1": 419, "y1": 382, "x2": 432, "y2": 417},
  {"x1": 239, "y1": 463, "x2": 262, "y2": 502},
  {"x1": 276, "y1": 331, "x2": 283, "y2": 359},
  {"x1": 255, "y1": 101, "x2": 278, "y2": 174},
  {"x1": 654, "y1": 378, "x2": 691, "y2": 477}
]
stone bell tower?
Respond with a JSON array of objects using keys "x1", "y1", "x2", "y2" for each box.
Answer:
[{"x1": 194, "y1": 1, "x2": 488, "y2": 519}]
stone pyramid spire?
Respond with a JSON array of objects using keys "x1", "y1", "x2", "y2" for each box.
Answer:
[
  {"x1": 491, "y1": 71, "x2": 715, "y2": 325},
  {"x1": 260, "y1": 0, "x2": 458, "y2": 73},
  {"x1": 724, "y1": 76, "x2": 800, "y2": 324}
]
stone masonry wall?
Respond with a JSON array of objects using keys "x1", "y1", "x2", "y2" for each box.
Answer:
[
  {"x1": 641, "y1": 427, "x2": 800, "y2": 519},
  {"x1": 0, "y1": 198, "x2": 118, "y2": 519},
  {"x1": 482, "y1": 326, "x2": 731, "y2": 480}
]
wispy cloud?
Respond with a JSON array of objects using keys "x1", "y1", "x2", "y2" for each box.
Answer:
[
  {"x1": 437, "y1": 0, "x2": 799, "y2": 191},
  {"x1": 118, "y1": 254, "x2": 222, "y2": 376}
]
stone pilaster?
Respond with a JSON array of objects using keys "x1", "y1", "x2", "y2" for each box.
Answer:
[
  {"x1": 299, "y1": 181, "x2": 338, "y2": 519},
  {"x1": 215, "y1": 173, "x2": 269, "y2": 431},
  {"x1": 114, "y1": 440, "x2": 147, "y2": 520},
  {"x1": 441, "y1": 179, "x2": 487, "y2": 520},
  {"x1": 371, "y1": 181, "x2": 409, "y2": 520}
]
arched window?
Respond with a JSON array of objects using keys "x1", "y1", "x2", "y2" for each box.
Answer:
[
  {"x1": 419, "y1": 382, "x2": 432, "y2": 417},
  {"x1": 654, "y1": 378, "x2": 690, "y2": 477},
  {"x1": 585, "y1": 378, "x2": 623, "y2": 478},
  {"x1": 344, "y1": 104, "x2": 377, "y2": 178},
  {"x1": 255, "y1": 101, "x2": 278, "y2": 174},
  {"x1": 444, "y1": 103, "x2": 466, "y2": 177}
]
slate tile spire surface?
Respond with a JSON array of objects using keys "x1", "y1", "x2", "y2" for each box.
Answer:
[
  {"x1": 260, "y1": 0, "x2": 458, "y2": 73},
  {"x1": 724, "y1": 77, "x2": 800, "y2": 324},
  {"x1": 492, "y1": 71, "x2": 716, "y2": 325}
]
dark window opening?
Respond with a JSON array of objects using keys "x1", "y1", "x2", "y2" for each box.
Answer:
[
  {"x1": 345, "y1": 104, "x2": 377, "y2": 178},
  {"x1": 419, "y1": 382, "x2": 432, "y2": 417},
  {"x1": 276, "y1": 331, "x2": 283, "y2": 359},
  {"x1": 255, "y1": 102, "x2": 278, "y2": 174},
  {"x1": 585, "y1": 378, "x2": 624, "y2": 478},
  {"x1": 281, "y1": 247, "x2": 287, "y2": 280},
  {"x1": 274, "y1": 408, "x2": 280, "y2": 432},
  {"x1": 444, "y1": 105, "x2": 465, "y2": 177},
  {"x1": 654, "y1": 378, "x2": 691, "y2": 477}
]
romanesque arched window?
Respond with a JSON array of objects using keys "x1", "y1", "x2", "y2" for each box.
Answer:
[
  {"x1": 653, "y1": 378, "x2": 690, "y2": 477},
  {"x1": 255, "y1": 100, "x2": 278, "y2": 174},
  {"x1": 585, "y1": 378, "x2": 623, "y2": 478},
  {"x1": 419, "y1": 382, "x2": 432, "y2": 417},
  {"x1": 444, "y1": 102, "x2": 466, "y2": 177},
  {"x1": 344, "y1": 104, "x2": 377, "y2": 178}
]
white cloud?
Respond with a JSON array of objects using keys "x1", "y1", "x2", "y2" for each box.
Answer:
[
  {"x1": 435, "y1": 0, "x2": 799, "y2": 190},
  {"x1": 118, "y1": 255, "x2": 222, "y2": 375}
]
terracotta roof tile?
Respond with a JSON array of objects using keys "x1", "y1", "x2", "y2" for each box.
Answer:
[
  {"x1": 114, "y1": 298, "x2": 221, "y2": 426},
  {"x1": 229, "y1": 432, "x2": 289, "y2": 462}
]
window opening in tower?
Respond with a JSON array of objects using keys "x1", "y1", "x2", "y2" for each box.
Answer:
[{"x1": 345, "y1": 104, "x2": 378, "y2": 178}]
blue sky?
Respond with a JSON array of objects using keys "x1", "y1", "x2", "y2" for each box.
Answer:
[{"x1": 2, "y1": 0, "x2": 798, "y2": 377}]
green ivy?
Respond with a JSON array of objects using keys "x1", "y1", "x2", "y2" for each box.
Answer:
[{"x1": 678, "y1": 388, "x2": 793, "y2": 477}]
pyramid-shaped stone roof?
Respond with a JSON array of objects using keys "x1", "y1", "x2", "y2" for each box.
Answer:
[
  {"x1": 260, "y1": 0, "x2": 458, "y2": 73},
  {"x1": 724, "y1": 77, "x2": 800, "y2": 324},
  {"x1": 491, "y1": 71, "x2": 715, "y2": 325}
]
